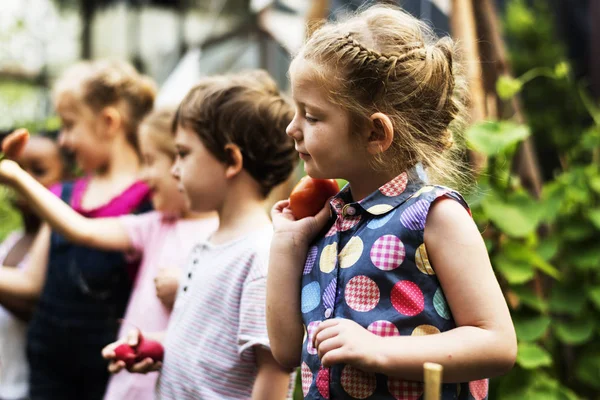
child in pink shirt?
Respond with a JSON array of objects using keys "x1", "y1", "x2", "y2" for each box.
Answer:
[{"x1": 0, "y1": 109, "x2": 218, "y2": 399}]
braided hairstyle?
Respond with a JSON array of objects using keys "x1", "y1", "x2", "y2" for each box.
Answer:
[{"x1": 295, "y1": 5, "x2": 468, "y2": 185}]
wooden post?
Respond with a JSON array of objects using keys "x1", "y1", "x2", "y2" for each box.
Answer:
[
  {"x1": 424, "y1": 362, "x2": 443, "y2": 400},
  {"x1": 449, "y1": 0, "x2": 487, "y2": 173}
]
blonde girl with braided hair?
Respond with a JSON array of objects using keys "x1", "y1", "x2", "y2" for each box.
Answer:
[{"x1": 267, "y1": 5, "x2": 516, "y2": 399}]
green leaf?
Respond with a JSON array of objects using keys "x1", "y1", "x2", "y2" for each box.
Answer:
[
  {"x1": 588, "y1": 287, "x2": 600, "y2": 311},
  {"x1": 497, "y1": 75, "x2": 523, "y2": 100},
  {"x1": 494, "y1": 254, "x2": 535, "y2": 284},
  {"x1": 549, "y1": 285, "x2": 587, "y2": 315},
  {"x1": 560, "y1": 223, "x2": 594, "y2": 242},
  {"x1": 575, "y1": 347, "x2": 600, "y2": 389},
  {"x1": 513, "y1": 285, "x2": 548, "y2": 313},
  {"x1": 589, "y1": 209, "x2": 600, "y2": 230},
  {"x1": 514, "y1": 316, "x2": 551, "y2": 342},
  {"x1": 554, "y1": 318, "x2": 596, "y2": 345},
  {"x1": 565, "y1": 246, "x2": 600, "y2": 272},
  {"x1": 537, "y1": 237, "x2": 559, "y2": 261},
  {"x1": 502, "y1": 240, "x2": 561, "y2": 280},
  {"x1": 466, "y1": 121, "x2": 530, "y2": 156},
  {"x1": 482, "y1": 193, "x2": 542, "y2": 238},
  {"x1": 516, "y1": 343, "x2": 552, "y2": 369}
]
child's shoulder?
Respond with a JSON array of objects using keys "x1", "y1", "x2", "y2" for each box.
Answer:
[{"x1": 407, "y1": 184, "x2": 469, "y2": 211}]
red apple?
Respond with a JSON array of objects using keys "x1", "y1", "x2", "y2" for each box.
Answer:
[{"x1": 289, "y1": 177, "x2": 339, "y2": 219}]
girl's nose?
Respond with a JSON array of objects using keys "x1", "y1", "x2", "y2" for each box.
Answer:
[
  {"x1": 171, "y1": 160, "x2": 181, "y2": 180},
  {"x1": 286, "y1": 116, "x2": 302, "y2": 141}
]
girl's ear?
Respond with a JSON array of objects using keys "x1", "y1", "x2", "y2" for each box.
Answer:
[
  {"x1": 224, "y1": 143, "x2": 244, "y2": 179},
  {"x1": 366, "y1": 113, "x2": 394, "y2": 155},
  {"x1": 99, "y1": 106, "x2": 123, "y2": 138}
]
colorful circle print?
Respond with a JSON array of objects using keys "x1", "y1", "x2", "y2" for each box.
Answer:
[
  {"x1": 339, "y1": 236, "x2": 363, "y2": 269},
  {"x1": 301, "y1": 362, "x2": 312, "y2": 397},
  {"x1": 387, "y1": 378, "x2": 423, "y2": 400},
  {"x1": 367, "y1": 320, "x2": 400, "y2": 337},
  {"x1": 345, "y1": 275, "x2": 380, "y2": 312},
  {"x1": 415, "y1": 243, "x2": 434, "y2": 275},
  {"x1": 301, "y1": 282, "x2": 321, "y2": 313},
  {"x1": 469, "y1": 379, "x2": 489, "y2": 400},
  {"x1": 370, "y1": 234, "x2": 405, "y2": 271},
  {"x1": 319, "y1": 242, "x2": 338, "y2": 273},
  {"x1": 316, "y1": 367, "x2": 330, "y2": 399},
  {"x1": 433, "y1": 287, "x2": 452, "y2": 320},
  {"x1": 411, "y1": 324, "x2": 440, "y2": 336},
  {"x1": 391, "y1": 281, "x2": 424, "y2": 316},
  {"x1": 341, "y1": 365, "x2": 376, "y2": 399},
  {"x1": 303, "y1": 246, "x2": 318, "y2": 275},
  {"x1": 400, "y1": 199, "x2": 430, "y2": 231},
  {"x1": 367, "y1": 209, "x2": 396, "y2": 230}
]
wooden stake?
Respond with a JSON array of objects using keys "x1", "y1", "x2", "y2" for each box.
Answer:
[{"x1": 424, "y1": 362, "x2": 443, "y2": 400}]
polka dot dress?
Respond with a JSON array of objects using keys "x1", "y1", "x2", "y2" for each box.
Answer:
[{"x1": 300, "y1": 169, "x2": 486, "y2": 399}]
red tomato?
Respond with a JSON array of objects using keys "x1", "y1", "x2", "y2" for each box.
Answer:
[
  {"x1": 289, "y1": 176, "x2": 340, "y2": 219},
  {"x1": 2, "y1": 129, "x2": 30, "y2": 159}
]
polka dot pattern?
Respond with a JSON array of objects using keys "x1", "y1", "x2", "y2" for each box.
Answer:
[
  {"x1": 366, "y1": 203, "x2": 394, "y2": 215},
  {"x1": 469, "y1": 379, "x2": 489, "y2": 400},
  {"x1": 303, "y1": 246, "x2": 318, "y2": 275},
  {"x1": 316, "y1": 367, "x2": 330, "y2": 399},
  {"x1": 391, "y1": 281, "x2": 424, "y2": 316},
  {"x1": 411, "y1": 324, "x2": 440, "y2": 336},
  {"x1": 301, "y1": 282, "x2": 321, "y2": 313},
  {"x1": 298, "y1": 173, "x2": 474, "y2": 399},
  {"x1": 319, "y1": 242, "x2": 338, "y2": 273},
  {"x1": 322, "y1": 278, "x2": 337, "y2": 311},
  {"x1": 341, "y1": 365, "x2": 376, "y2": 399},
  {"x1": 301, "y1": 362, "x2": 312, "y2": 397},
  {"x1": 345, "y1": 276, "x2": 380, "y2": 312},
  {"x1": 387, "y1": 378, "x2": 423, "y2": 400},
  {"x1": 368, "y1": 320, "x2": 400, "y2": 337},
  {"x1": 415, "y1": 243, "x2": 434, "y2": 275},
  {"x1": 367, "y1": 209, "x2": 396, "y2": 229},
  {"x1": 433, "y1": 288, "x2": 452, "y2": 320},
  {"x1": 339, "y1": 236, "x2": 363, "y2": 269},
  {"x1": 370, "y1": 234, "x2": 405, "y2": 271},
  {"x1": 400, "y1": 199, "x2": 430, "y2": 230}
]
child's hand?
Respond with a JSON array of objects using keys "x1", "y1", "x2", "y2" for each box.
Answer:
[
  {"x1": 271, "y1": 199, "x2": 331, "y2": 247},
  {"x1": 102, "y1": 329, "x2": 163, "y2": 374},
  {"x1": 0, "y1": 159, "x2": 22, "y2": 185},
  {"x1": 313, "y1": 319, "x2": 384, "y2": 371},
  {"x1": 154, "y1": 266, "x2": 180, "y2": 309}
]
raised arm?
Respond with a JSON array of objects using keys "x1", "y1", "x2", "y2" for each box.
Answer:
[
  {"x1": 266, "y1": 199, "x2": 330, "y2": 369},
  {"x1": 0, "y1": 224, "x2": 51, "y2": 301},
  {"x1": 0, "y1": 159, "x2": 132, "y2": 252}
]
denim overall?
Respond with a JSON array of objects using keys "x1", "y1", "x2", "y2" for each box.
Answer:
[{"x1": 26, "y1": 181, "x2": 152, "y2": 400}]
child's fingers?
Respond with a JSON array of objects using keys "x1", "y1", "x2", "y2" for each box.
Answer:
[
  {"x1": 271, "y1": 199, "x2": 291, "y2": 215},
  {"x1": 102, "y1": 345, "x2": 116, "y2": 359},
  {"x1": 313, "y1": 318, "x2": 339, "y2": 337},
  {"x1": 320, "y1": 347, "x2": 345, "y2": 368},
  {"x1": 108, "y1": 360, "x2": 125, "y2": 374},
  {"x1": 129, "y1": 358, "x2": 157, "y2": 374},
  {"x1": 313, "y1": 324, "x2": 340, "y2": 350},
  {"x1": 316, "y1": 336, "x2": 343, "y2": 361},
  {"x1": 127, "y1": 329, "x2": 140, "y2": 346}
]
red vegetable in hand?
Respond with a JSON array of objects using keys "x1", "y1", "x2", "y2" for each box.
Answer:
[
  {"x1": 135, "y1": 332, "x2": 164, "y2": 362},
  {"x1": 114, "y1": 343, "x2": 137, "y2": 368},
  {"x1": 289, "y1": 176, "x2": 339, "y2": 219},
  {"x1": 2, "y1": 129, "x2": 30, "y2": 159},
  {"x1": 113, "y1": 331, "x2": 164, "y2": 369}
]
